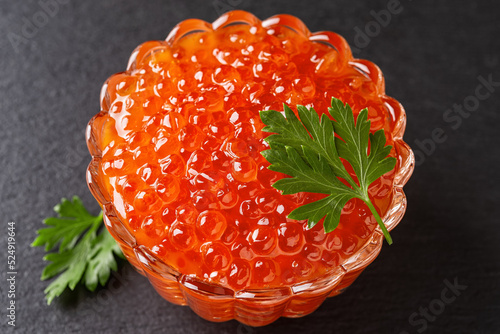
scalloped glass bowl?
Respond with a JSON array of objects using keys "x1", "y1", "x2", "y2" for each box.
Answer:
[{"x1": 86, "y1": 11, "x2": 414, "y2": 327}]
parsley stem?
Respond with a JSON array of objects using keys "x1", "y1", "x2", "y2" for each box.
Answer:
[
  {"x1": 364, "y1": 200, "x2": 392, "y2": 245},
  {"x1": 96, "y1": 211, "x2": 104, "y2": 226}
]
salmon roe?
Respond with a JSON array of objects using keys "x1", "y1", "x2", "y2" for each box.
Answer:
[{"x1": 93, "y1": 20, "x2": 398, "y2": 291}]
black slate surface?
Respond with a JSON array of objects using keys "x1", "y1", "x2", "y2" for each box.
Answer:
[{"x1": 1, "y1": 0, "x2": 499, "y2": 333}]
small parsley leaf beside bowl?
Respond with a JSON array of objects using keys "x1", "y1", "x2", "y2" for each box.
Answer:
[{"x1": 32, "y1": 196, "x2": 124, "y2": 305}]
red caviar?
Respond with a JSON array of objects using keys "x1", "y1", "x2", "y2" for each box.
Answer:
[{"x1": 90, "y1": 13, "x2": 402, "y2": 294}]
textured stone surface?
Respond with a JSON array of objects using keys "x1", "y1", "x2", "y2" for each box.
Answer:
[{"x1": 0, "y1": 0, "x2": 499, "y2": 333}]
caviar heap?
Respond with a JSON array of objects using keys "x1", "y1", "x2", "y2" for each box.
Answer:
[{"x1": 94, "y1": 21, "x2": 397, "y2": 291}]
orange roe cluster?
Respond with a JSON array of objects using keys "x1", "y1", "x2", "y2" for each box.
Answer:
[{"x1": 91, "y1": 17, "x2": 399, "y2": 290}]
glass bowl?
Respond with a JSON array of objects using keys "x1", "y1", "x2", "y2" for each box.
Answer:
[{"x1": 86, "y1": 10, "x2": 414, "y2": 327}]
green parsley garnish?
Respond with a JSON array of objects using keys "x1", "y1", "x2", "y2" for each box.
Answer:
[
  {"x1": 260, "y1": 97, "x2": 396, "y2": 244},
  {"x1": 32, "y1": 196, "x2": 124, "y2": 304}
]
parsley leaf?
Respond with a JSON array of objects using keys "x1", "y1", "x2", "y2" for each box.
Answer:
[
  {"x1": 32, "y1": 196, "x2": 124, "y2": 304},
  {"x1": 260, "y1": 98, "x2": 396, "y2": 244}
]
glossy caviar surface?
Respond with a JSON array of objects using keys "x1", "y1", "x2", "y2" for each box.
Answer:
[{"x1": 92, "y1": 18, "x2": 399, "y2": 291}]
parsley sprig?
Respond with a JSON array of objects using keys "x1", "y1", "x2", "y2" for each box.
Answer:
[
  {"x1": 32, "y1": 197, "x2": 124, "y2": 304},
  {"x1": 260, "y1": 98, "x2": 396, "y2": 244}
]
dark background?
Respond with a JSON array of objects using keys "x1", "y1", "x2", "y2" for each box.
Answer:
[{"x1": 1, "y1": 0, "x2": 499, "y2": 333}]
